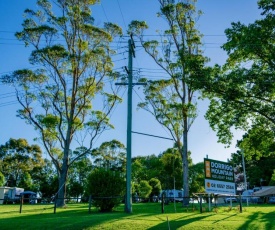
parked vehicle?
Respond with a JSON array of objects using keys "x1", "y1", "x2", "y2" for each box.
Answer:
[
  {"x1": 160, "y1": 189, "x2": 184, "y2": 202},
  {"x1": 20, "y1": 191, "x2": 41, "y2": 204},
  {"x1": 241, "y1": 190, "x2": 253, "y2": 203},
  {"x1": 250, "y1": 196, "x2": 263, "y2": 204},
  {"x1": 224, "y1": 197, "x2": 238, "y2": 203},
  {"x1": 241, "y1": 190, "x2": 264, "y2": 203},
  {"x1": 0, "y1": 187, "x2": 12, "y2": 204},
  {"x1": 0, "y1": 187, "x2": 24, "y2": 204},
  {"x1": 268, "y1": 197, "x2": 275, "y2": 204}
]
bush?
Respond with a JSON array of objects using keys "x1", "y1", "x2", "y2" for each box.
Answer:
[
  {"x1": 0, "y1": 172, "x2": 5, "y2": 186},
  {"x1": 86, "y1": 168, "x2": 125, "y2": 212},
  {"x1": 139, "y1": 180, "x2": 152, "y2": 199},
  {"x1": 149, "y1": 178, "x2": 162, "y2": 197}
]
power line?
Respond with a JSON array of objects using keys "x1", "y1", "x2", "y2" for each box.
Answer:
[
  {"x1": 132, "y1": 131, "x2": 173, "y2": 141},
  {"x1": 132, "y1": 88, "x2": 144, "y2": 102},
  {"x1": 100, "y1": 2, "x2": 110, "y2": 22},
  {"x1": 116, "y1": 0, "x2": 127, "y2": 31},
  {"x1": 0, "y1": 31, "x2": 15, "y2": 33},
  {"x1": 0, "y1": 30, "x2": 228, "y2": 37},
  {"x1": 0, "y1": 100, "x2": 19, "y2": 107}
]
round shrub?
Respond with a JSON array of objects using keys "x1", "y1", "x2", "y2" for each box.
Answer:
[{"x1": 86, "y1": 168, "x2": 125, "y2": 212}]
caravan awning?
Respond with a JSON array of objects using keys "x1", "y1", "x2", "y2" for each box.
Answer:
[{"x1": 253, "y1": 187, "x2": 275, "y2": 197}]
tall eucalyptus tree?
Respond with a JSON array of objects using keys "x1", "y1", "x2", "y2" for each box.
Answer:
[
  {"x1": 2, "y1": 0, "x2": 122, "y2": 206},
  {"x1": 128, "y1": 0, "x2": 209, "y2": 203}
]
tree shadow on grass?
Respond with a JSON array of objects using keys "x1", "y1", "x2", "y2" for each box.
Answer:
[
  {"x1": 0, "y1": 204, "x2": 128, "y2": 230},
  {"x1": 238, "y1": 211, "x2": 275, "y2": 230},
  {"x1": 147, "y1": 213, "x2": 212, "y2": 230},
  {"x1": 212, "y1": 213, "x2": 238, "y2": 224},
  {"x1": 6, "y1": 203, "x2": 272, "y2": 230},
  {"x1": 0, "y1": 203, "x2": 213, "y2": 230}
]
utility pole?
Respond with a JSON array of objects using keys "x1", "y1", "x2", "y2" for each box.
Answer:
[
  {"x1": 125, "y1": 37, "x2": 134, "y2": 213},
  {"x1": 116, "y1": 36, "x2": 145, "y2": 213}
]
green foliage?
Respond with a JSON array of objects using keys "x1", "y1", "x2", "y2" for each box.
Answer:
[
  {"x1": 269, "y1": 170, "x2": 275, "y2": 186},
  {"x1": 0, "y1": 172, "x2": 5, "y2": 186},
  {"x1": 131, "y1": 155, "x2": 163, "y2": 199},
  {"x1": 238, "y1": 124, "x2": 275, "y2": 160},
  {"x1": 230, "y1": 151, "x2": 275, "y2": 188},
  {"x1": 92, "y1": 140, "x2": 126, "y2": 172},
  {"x1": 131, "y1": 148, "x2": 200, "y2": 194},
  {"x1": 67, "y1": 154, "x2": 93, "y2": 197},
  {"x1": 0, "y1": 138, "x2": 44, "y2": 188},
  {"x1": 18, "y1": 172, "x2": 34, "y2": 190},
  {"x1": 40, "y1": 175, "x2": 58, "y2": 198},
  {"x1": 67, "y1": 181, "x2": 83, "y2": 198},
  {"x1": 131, "y1": 182, "x2": 140, "y2": 196},
  {"x1": 132, "y1": 158, "x2": 144, "y2": 183},
  {"x1": 86, "y1": 168, "x2": 125, "y2": 212},
  {"x1": 189, "y1": 162, "x2": 205, "y2": 193},
  {"x1": 139, "y1": 180, "x2": 152, "y2": 199},
  {"x1": 149, "y1": 178, "x2": 162, "y2": 197},
  {"x1": 258, "y1": 0, "x2": 275, "y2": 14},
  {"x1": 195, "y1": 0, "x2": 275, "y2": 151},
  {"x1": 127, "y1": 20, "x2": 148, "y2": 36},
  {"x1": 160, "y1": 148, "x2": 183, "y2": 189},
  {"x1": 132, "y1": 155, "x2": 163, "y2": 183}
]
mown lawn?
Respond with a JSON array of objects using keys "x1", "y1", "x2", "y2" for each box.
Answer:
[{"x1": 0, "y1": 202, "x2": 274, "y2": 229}]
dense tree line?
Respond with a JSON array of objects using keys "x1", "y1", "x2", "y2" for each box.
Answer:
[
  {"x1": 0, "y1": 138, "x2": 205, "y2": 201},
  {"x1": 0, "y1": 138, "x2": 57, "y2": 198},
  {"x1": 1, "y1": 138, "x2": 274, "y2": 205}
]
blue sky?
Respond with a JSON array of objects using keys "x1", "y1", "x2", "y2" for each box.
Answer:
[{"x1": 0, "y1": 0, "x2": 260, "y2": 163}]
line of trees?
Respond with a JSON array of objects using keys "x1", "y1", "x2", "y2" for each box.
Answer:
[
  {"x1": 0, "y1": 138, "x2": 206, "y2": 200},
  {"x1": 1, "y1": 138, "x2": 274, "y2": 203}
]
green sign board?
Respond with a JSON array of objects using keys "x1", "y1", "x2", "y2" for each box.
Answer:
[
  {"x1": 204, "y1": 158, "x2": 234, "y2": 182},
  {"x1": 204, "y1": 158, "x2": 235, "y2": 195}
]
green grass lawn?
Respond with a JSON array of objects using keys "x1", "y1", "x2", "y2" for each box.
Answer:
[{"x1": 0, "y1": 202, "x2": 274, "y2": 230}]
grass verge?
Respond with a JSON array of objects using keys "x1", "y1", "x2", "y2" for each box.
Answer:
[{"x1": 0, "y1": 202, "x2": 274, "y2": 229}]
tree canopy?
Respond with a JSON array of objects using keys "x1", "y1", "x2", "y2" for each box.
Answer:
[
  {"x1": 92, "y1": 139, "x2": 126, "y2": 171},
  {"x1": 195, "y1": 0, "x2": 275, "y2": 158},
  {"x1": 0, "y1": 138, "x2": 44, "y2": 189}
]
